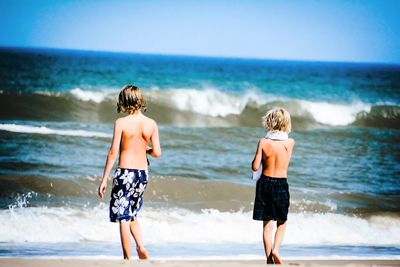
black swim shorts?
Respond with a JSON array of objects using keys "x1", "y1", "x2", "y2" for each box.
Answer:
[{"x1": 253, "y1": 175, "x2": 290, "y2": 221}]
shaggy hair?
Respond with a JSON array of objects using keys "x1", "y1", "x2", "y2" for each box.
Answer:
[
  {"x1": 117, "y1": 85, "x2": 147, "y2": 114},
  {"x1": 262, "y1": 107, "x2": 291, "y2": 133}
]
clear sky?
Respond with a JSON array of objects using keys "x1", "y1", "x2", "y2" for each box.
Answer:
[{"x1": 1, "y1": 0, "x2": 399, "y2": 63}]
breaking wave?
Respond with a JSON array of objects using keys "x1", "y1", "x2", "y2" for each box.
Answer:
[
  {"x1": 0, "y1": 124, "x2": 111, "y2": 138},
  {"x1": 1, "y1": 175, "x2": 399, "y2": 246},
  {"x1": 0, "y1": 88, "x2": 398, "y2": 128},
  {"x1": 1, "y1": 174, "x2": 397, "y2": 215},
  {"x1": 1, "y1": 204, "x2": 399, "y2": 246}
]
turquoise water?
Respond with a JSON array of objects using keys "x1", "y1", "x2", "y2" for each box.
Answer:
[{"x1": 0, "y1": 47, "x2": 399, "y2": 259}]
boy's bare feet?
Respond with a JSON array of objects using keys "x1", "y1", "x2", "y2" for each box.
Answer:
[
  {"x1": 136, "y1": 246, "x2": 149, "y2": 260},
  {"x1": 272, "y1": 251, "x2": 282, "y2": 264},
  {"x1": 267, "y1": 249, "x2": 274, "y2": 264}
]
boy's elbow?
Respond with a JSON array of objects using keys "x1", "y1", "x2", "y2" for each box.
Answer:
[
  {"x1": 108, "y1": 149, "x2": 118, "y2": 160},
  {"x1": 251, "y1": 161, "x2": 260, "y2": 171},
  {"x1": 152, "y1": 150, "x2": 161, "y2": 158}
]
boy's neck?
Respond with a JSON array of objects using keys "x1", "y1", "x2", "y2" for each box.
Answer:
[{"x1": 129, "y1": 110, "x2": 142, "y2": 116}]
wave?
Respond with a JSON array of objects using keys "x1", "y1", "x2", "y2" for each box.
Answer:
[
  {"x1": 146, "y1": 88, "x2": 266, "y2": 117},
  {"x1": 353, "y1": 105, "x2": 400, "y2": 128},
  {"x1": 3, "y1": 174, "x2": 398, "y2": 215},
  {"x1": 0, "y1": 174, "x2": 337, "y2": 213},
  {"x1": 68, "y1": 88, "x2": 115, "y2": 103},
  {"x1": 1, "y1": 204, "x2": 399, "y2": 246},
  {"x1": 146, "y1": 88, "x2": 373, "y2": 126},
  {"x1": 1, "y1": 88, "x2": 399, "y2": 128},
  {"x1": 0, "y1": 124, "x2": 111, "y2": 138},
  {"x1": 0, "y1": 175, "x2": 97, "y2": 202}
]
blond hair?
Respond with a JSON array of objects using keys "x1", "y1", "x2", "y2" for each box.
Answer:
[
  {"x1": 262, "y1": 107, "x2": 291, "y2": 133},
  {"x1": 117, "y1": 85, "x2": 146, "y2": 114}
]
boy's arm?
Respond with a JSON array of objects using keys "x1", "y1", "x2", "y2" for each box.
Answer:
[
  {"x1": 148, "y1": 121, "x2": 161, "y2": 158},
  {"x1": 251, "y1": 139, "x2": 263, "y2": 171},
  {"x1": 290, "y1": 138, "x2": 295, "y2": 148},
  {"x1": 98, "y1": 120, "x2": 123, "y2": 198}
]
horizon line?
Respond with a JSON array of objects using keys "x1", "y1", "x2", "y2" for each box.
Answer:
[{"x1": 1, "y1": 45, "x2": 399, "y2": 66}]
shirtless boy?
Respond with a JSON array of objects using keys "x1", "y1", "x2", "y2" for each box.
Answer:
[
  {"x1": 252, "y1": 108, "x2": 295, "y2": 264},
  {"x1": 98, "y1": 85, "x2": 161, "y2": 260}
]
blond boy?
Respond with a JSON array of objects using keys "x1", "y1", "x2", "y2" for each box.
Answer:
[
  {"x1": 98, "y1": 85, "x2": 161, "y2": 260},
  {"x1": 252, "y1": 108, "x2": 295, "y2": 264}
]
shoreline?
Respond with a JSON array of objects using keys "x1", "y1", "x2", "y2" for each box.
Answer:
[{"x1": 0, "y1": 258, "x2": 399, "y2": 267}]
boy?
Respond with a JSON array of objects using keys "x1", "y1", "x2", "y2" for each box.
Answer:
[
  {"x1": 98, "y1": 85, "x2": 161, "y2": 260},
  {"x1": 251, "y1": 108, "x2": 295, "y2": 264}
]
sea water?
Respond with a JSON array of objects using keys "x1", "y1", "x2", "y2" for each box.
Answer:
[{"x1": 0, "y1": 47, "x2": 399, "y2": 259}]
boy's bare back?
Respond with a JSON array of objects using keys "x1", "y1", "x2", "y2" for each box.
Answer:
[
  {"x1": 259, "y1": 138, "x2": 295, "y2": 178},
  {"x1": 117, "y1": 113, "x2": 158, "y2": 170}
]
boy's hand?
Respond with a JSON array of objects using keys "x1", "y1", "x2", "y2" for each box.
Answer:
[{"x1": 98, "y1": 181, "x2": 107, "y2": 198}]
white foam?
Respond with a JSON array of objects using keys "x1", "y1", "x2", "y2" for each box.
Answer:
[
  {"x1": 291, "y1": 199, "x2": 338, "y2": 212},
  {"x1": 1, "y1": 205, "x2": 399, "y2": 246},
  {"x1": 147, "y1": 87, "x2": 372, "y2": 125},
  {"x1": 31, "y1": 87, "x2": 379, "y2": 126},
  {"x1": 69, "y1": 88, "x2": 115, "y2": 103},
  {"x1": 147, "y1": 87, "x2": 266, "y2": 117},
  {"x1": 34, "y1": 88, "x2": 115, "y2": 103},
  {"x1": 299, "y1": 100, "x2": 371, "y2": 126},
  {"x1": 0, "y1": 124, "x2": 111, "y2": 138},
  {"x1": 34, "y1": 91, "x2": 62, "y2": 97}
]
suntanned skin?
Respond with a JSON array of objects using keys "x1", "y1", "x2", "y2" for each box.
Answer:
[
  {"x1": 98, "y1": 110, "x2": 161, "y2": 260},
  {"x1": 252, "y1": 137, "x2": 295, "y2": 264}
]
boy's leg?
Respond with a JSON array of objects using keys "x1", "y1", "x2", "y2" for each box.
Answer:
[
  {"x1": 272, "y1": 220, "x2": 287, "y2": 264},
  {"x1": 130, "y1": 219, "x2": 149, "y2": 259},
  {"x1": 119, "y1": 221, "x2": 132, "y2": 260},
  {"x1": 263, "y1": 220, "x2": 274, "y2": 262}
]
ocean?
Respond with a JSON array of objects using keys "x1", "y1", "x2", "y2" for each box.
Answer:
[{"x1": 0, "y1": 47, "x2": 399, "y2": 259}]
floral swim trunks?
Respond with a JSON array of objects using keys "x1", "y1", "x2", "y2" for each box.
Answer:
[{"x1": 109, "y1": 167, "x2": 148, "y2": 222}]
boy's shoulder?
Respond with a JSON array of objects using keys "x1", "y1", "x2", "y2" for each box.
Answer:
[
  {"x1": 114, "y1": 115, "x2": 157, "y2": 132},
  {"x1": 115, "y1": 114, "x2": 156, "y2": 123},
  {"x1": 259, "y1": 138, "x2": 273, "y2": 148},
  {"x1": 115, "y1": 116, "x2": 133, "y2": 125},
  {"x1": 260, "y1": 137, "x2": 295, "y2": 145},
  {"x1": 114, "y1": 117, "x2": 125, "y2": 126},
  {"x1": 141, "y1": 114, "x2": 157, "y2": 126}
]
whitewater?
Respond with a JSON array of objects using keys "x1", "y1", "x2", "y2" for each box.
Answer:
[
  {"x1": 54, "y1": 87, "x2": 375, "y2": 126},
  {"x1": 2, "y1": 204, "x2": 400, "y2": 246}
]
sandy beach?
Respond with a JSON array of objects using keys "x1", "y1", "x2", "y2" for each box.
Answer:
[{"x1": 0, "y1": 258, "x2": 399, "y2": 267}]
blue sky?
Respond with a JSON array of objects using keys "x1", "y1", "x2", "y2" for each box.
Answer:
[{"x1": 1, "y1": 0, "x2": 399, "y2": 63}]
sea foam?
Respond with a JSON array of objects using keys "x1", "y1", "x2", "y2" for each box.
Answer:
[
  {"x1": 146, "y1": 88, "x2": 265, "y2": 117},
  {"x1": 69, "y1": 88, "x2": 115, "y2": 103},
  {"x1": 0, "y1": 124, "x2": 111, "y2": 138},
  {"x1": 1, "y1": 205, "x2": 399, "y2": 246},
  {"x1": 32, "y1": 87, "x2": 380, "y2": 126},
  {"x1": 147, "y1": 88, "x2": 371, "y2": 126},
  {"x1": 299, "y1": 100, "x2": 371, "y2": 126}
]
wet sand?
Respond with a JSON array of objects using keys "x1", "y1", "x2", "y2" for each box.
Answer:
[{"x1": 0, "y1": 258, "x2": 399, "y2": 267}]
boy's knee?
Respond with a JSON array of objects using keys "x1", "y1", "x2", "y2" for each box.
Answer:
[
  {"x1": 277, "y1": 219, "x2": 287, "y2": 226},
  {"x1": 263, "y1": 220, "x2": 274, "y2": 229}
]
